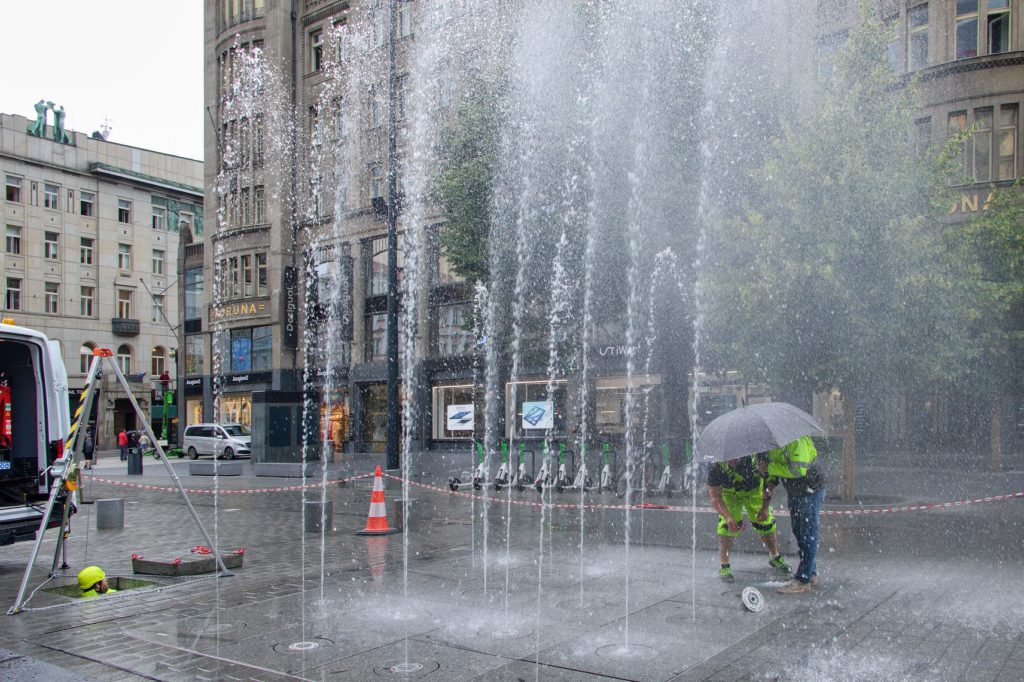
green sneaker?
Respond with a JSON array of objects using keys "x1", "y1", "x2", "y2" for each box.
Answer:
[
  {"x1": 769, "y1": 555, "x2": 792, "y2": 574},
  {"x1": 719, "y1": 566, "x2": 735, "y2": 583}
]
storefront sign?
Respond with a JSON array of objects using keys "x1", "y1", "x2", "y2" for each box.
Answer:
[
  {"x1": 949, "y1": 190, "x2": 994, "y2": 215},
  {"x1": 283, "y1": 267, "x2": 299, "y2": 349},
  {"x1": 183, "y1": 376, "x2": 205, "y2": 395},
  {"x1": 211, "y1": 300, "x2": 268, "y2": 321},
  {"x1": 597, "y1": 345, "x2": 638, "y2": 357},
  {"x1": 521, "y1": 401, "x2": 553, "y2": 430},
  {"x1": 227, "y1": 371, "x2": 271, "y2": 385},
  {"x1": 446, "y1": 404, "x2": 475, "y2": 431}
]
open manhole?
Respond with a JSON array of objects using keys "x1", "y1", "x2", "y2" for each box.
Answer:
[
  {"x1": 273, "y1": 637, "x2": 334, "y2": 654},
  {"x1": 44, "y1": 576, "x2": 156, "y2": 599},
  {"x1": 374, "y1": 659, "x2": 440, "y2": 677},
  {"x1": 595, "y1": 643, "x2": 657, "y2": 660}
]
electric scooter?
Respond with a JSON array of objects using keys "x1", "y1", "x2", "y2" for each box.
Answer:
[
  {"x1": 493, "y1": 441, "x2": 510, "y2": 491},
  {"x1": 566, "y1": 443, "x2": 592, "y2": 492},
  {"x1": 448, "y1": 440, "x2": 487, "y2": 491},
  {"x1": 655, "y1": 443, "x2": 673, "y2": 497},
  {"x1": 553, "y1": 442, "x2": 572, "y2": 493},
  {"x1": 533, "y1": 441, "x2": 553, "y2": 493},
  {"x1": 599, "y1": 443, "x2": 615, "y2": 492},
  {"x1": 510, "y1": 443, "x2": 533, "y2": 491}
]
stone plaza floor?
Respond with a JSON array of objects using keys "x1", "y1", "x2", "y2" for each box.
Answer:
[{"x1": 0, "y1": 452, "x2": 1022, "y2": 681}]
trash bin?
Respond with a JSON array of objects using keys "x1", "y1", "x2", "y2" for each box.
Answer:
[{"x1": 127, "y1": 448, "x2": 143, "y2": 475}]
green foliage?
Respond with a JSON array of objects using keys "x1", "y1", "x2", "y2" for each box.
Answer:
[{"x1": 704, "y1": 7, "x2": 972, "y2": 397}]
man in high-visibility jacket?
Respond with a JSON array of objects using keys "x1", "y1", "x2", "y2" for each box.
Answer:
[
  {"x1": 77, "y1": 565, "x2": 117, "y2": 598},
  {"x1": 707, "y1": 454, "x2": 792, "y2": 582},
  {"x1": 762, "y1": 436, "x2": 826, "y2": 594}
]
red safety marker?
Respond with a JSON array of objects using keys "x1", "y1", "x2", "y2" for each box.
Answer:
[{"x1": 356, "y1": 466, "x2": 400, "y2": 535}]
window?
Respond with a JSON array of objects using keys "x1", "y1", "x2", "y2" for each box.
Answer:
[
  {"x1": 948, "y1": 110, "x2": 968, "y2": 179},
  {"x1": 505, "y1": 380, "x2": 568, "y2": 439},
  {"x1": 988, "y1": 0, "x2": 1011, "y2": 54},
  {"x1": 956, "y1": 1, "x2": 978, "y2": 59},
  {"x1": 152, "y1": 294, "x2": 164, "y2": 323},
  {"x1": 184, "y1": 267, "x2": 204, "y2": 320},
  {"x1": 80, "y1": 286, "x2": 94, "y2": 317},
  {"x1": 228, "y1": 256, "x2": 240, "y2": 298},
  {"x1": 886, "y1": 16, "x2": 900, "y2": 72},
  {"x1": 44, "y1": 283, "x2": 59, "y2": 314},
  {"x1": 365, "y1": 312, "x2": 386, "y2": 362},
  {"x1": 370, "y1": 86, "x2": 383, "y2": 128},
  {"x1": 229, "y1": 327, "x2": 271, "y2": 372},
  {"x1": 256, "y1": 253, "x2": 268, "y2": 296},
  {"x1": 240, "y1": 187, "x2": 250, "y2": 225},
  {"x1": 435, "y1": 303, "x2": 475, "y2": 356},
  {"x1": 254, "y1": 0, "x2": 264, "y2": 18},
  {"x1": 4, "y1": 176, "x2": 21, "y2": 203},
  {"x1": 117, "y1": 289, "x2": 133, "y2": 318},
  {"x1": 370, "y1": 165, "x2": 385, "y2": 201},
  {"x1": 5, "y1": 279, "x2": 21, "y2": 311},
  {"x1": 152, "y1": 205, "x2": 166, "y2": 230},
  {"x1": 909, "y1": 5, "x2": 928, "y2": 71},
  {"x1": 118, "y1": 199, "x2": 132, "y2": 223},
  {"x1": 373, "y1": 2, "x2": 386, "y2": 47},
  {"x1": 80, "y1": 191, "x2": 94, "y2": 217},
  {"x1": 242, "y1": 254, "x2": 253, "y2": 297},
  {"x1": 998, "y1": 104, "x2": 1018, "y2": 180},
  {"x1": 117, "y1": 345, "x2": 132, "y2": 375},
  {"x1": 254, "y1": 116, "x2": 265, "y2": 166},
  {"x1": 79, "y1": 344, "x2": 95, "y2": 373},
  {"x1": 44, "y1": 232, "x2": 59, "y2": 260},
  {"x1": 432, "y1": 384, "x2": 475, "y2": 440},
  {"x1": 118, "y1": 243, "x2": 132, "y2": 270},
  {"x1": 179, "y1": 211, "x2": 194, "y2": 235},
  {"x1": 397, "y1": 75, "x2": 408, "y2": 120},
  {"x1": 30, "y1": 182, "x2": 37, "y2": 206},
  {"x1": 914, "y1": 117, "x2": 932, "y2": 157},
  {"x1": 397, "y1": 2, "x2": 413, "y2": 38},
  {"x1": 310, "y1": 29, "x2": 324, "y2": 71},
  {"x1": 80, "y1": 237, "x2": 94, "y2": 265},
  {"x1": 974, "y1": 107, "x2": 994, "y2": 183},
  {"x1": 152, "y1": 249, "x2": 165, "y2": 276},
  {"x1": 6, "y1": 226, "x2": 21, "y2": 255},
  {"x1": 43, "y1": 184, "x2": 59, "y2": 210},
  {"x1": 67, "y1": 190, "x2": 74, "y2": 213},
  {"x1": 184, "y1": 335, "x2": 204, "y2": 375},
  {"x1": 368, "y1": 236, "x2": 388, "y2": 296},
  {"x1": 254, "y1": 186, "x2": 265, "y2": 224},
  {"x1": 252, "y1": 325, "x2": 273, "y2": 370},
  {"x1": 151, "y1": 346, "x2": 166, "y2": 376}
]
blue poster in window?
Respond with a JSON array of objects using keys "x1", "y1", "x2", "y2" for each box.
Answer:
[
  {"x1": 521, "y1": 401, "x2": 553, "y2": 430},
  {"x1": 231, "y1": 337, "x2": 252, "y2": 372}
]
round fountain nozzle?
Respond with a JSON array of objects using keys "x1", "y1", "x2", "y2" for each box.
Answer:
[{"x1": 741, "y1": 587, "x2": 764, "y2": 612}]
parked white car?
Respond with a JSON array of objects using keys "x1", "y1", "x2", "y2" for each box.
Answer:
[{"x1": 182, "y1": 423, "x2": 251, "y2": 460}]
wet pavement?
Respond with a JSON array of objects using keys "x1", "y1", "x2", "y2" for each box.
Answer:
[{"x1": 0, "y1": 451, "x2": 1021, "y2": 681}]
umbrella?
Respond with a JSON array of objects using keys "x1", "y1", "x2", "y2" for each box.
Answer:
[{"x1": 694, "y1": 402, "x2": 823, "y2": 463}]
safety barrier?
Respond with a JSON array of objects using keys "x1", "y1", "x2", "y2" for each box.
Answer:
[{"x1": 82, "y1": 472, "x2": 1024, "y2": 516}]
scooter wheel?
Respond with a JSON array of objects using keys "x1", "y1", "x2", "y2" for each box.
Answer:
[
  {"x1": 534, "y1": 480, "x2": 543, "y2": 493},
  {"x1": 473, "y1": 480, "x2": 482, "y2": 491},
  {"x1": 449, "y1": 477, "x2": 460, "y2": 491},
  {"x1": 495, "y1": 483, "x2": 502, "y2": 492}
]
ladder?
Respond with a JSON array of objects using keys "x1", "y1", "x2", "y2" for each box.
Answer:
[{"x1": 8, "y1": 348, "x2": 232, "y2": 615}]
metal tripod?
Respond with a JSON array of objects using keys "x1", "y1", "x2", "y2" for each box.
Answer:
[{"x1": 8, "y1": 348, "x2": 233, "y2": 615}]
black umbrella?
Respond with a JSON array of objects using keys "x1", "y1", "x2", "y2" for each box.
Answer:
[{"x1": 695, "y1": 402, "x2": 823, "y2": 463}]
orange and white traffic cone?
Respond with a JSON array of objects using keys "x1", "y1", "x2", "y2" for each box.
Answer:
[{"x1": 355, "y1": 466, "x2": 400, "y2": 536}]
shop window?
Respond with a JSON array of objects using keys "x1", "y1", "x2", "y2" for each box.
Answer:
[
  {"x1": 505, "y1": 380, "x2": 568, "y2": 440},
  {"x1": 186, "y1": 398, "x2": 204, "y2": 427},
  {"x1": 594, "y1": 375, "x2": 663, "y2": 437},
  {"x1": 230, "y1": 327, "x2": 253, "y2": 372},
  {"x1": 434, "y1": 303, "x2": 474, "y2": 356},
  {"x1": 361, "y1": 383, "x2": 389, "y2": 451},
  {"x1": 218, "y1": 395, "x2": 252, "y2": 429},
  {"x1": 432, "y1": 384, "x2": 475, "y2": 440},
  {"x1": 252, "y1": 325, "x2": 273, "y2": 370},
  {"x1": 320, "y1": 389, "x2": 350, "y2": 450},
  {"x1": 998, "y1": 104, "x2": 1018, "y2": 180}
]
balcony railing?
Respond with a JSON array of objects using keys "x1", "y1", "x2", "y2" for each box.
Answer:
[{"x1": 112, "y1": 318, "x2": 140, "y2": 337}]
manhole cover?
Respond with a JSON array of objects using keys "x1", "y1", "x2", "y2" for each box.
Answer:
[
  {"x1": 374, "y1": 659, "x2": 441, "y2": 677},
  {"x1": 199, "y1": 621, "x2": 245, "y2": 634},
  {"x1": 273, "y1": 637, "x2": 334, "y2": 653},
  {"x1": 480, "y1": 626, "x2": 533, "y2": 639},
  {"x1": 595, "y1": 643, "x2": 657, "y2": 660}
]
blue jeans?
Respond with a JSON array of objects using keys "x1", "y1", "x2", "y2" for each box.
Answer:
[
  {"x1": 788, "y1": 487, "x2": 825, "y2": 583},
  {"x1": 120, "y1": 445, "x2": 127, "y2": 461}
]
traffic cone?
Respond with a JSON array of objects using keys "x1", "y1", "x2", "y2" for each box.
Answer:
[{"x1": 355, "y1": 466, "x2": 400, "y2": 535}]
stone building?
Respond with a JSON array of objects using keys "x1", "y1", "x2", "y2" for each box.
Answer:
[{"x1": 1, "y1": 109, "x2": 202, "y2": 448}]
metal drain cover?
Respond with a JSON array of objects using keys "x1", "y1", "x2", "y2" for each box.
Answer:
[
  {"x1": 742, "y1": 587, "x2": 764, "y2": 612},
  {"x1": 273, "y1": 637, "x2": 334, "y2": 654},
  {"x1": 374, "y1": 659, "x2": 440, "y2": 677}
]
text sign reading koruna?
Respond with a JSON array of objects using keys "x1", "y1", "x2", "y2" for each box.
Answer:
[{"x1": 210, "y1": 300, "x2": 268, "y2": 321}]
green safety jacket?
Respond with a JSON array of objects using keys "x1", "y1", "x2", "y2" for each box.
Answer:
[
  {"x1": 765, "y1": 436, "x2": 818, "y2": 479},
  {"x1": 80, "y1": 587, "x2": 117, "y2": 598}
]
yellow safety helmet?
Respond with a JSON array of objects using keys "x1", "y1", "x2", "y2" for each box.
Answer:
[{"x1": 77, "y1": 565, "x2": 105, "y2": 590}]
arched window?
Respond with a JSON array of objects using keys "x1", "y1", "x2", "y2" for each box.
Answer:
[
  {"x1": 79, "y1": 343, "x2": 95, "y2": 374},
  {"x1": 151, "y1": 346, "x2": 166, "y2": 376},
  {"x1": 117, "y1": 344, "x2": 132, "y2": 375}
]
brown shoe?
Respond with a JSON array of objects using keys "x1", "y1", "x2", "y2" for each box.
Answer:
[{"x1": 777, "y1": 579, "x2": 812, "y2": 594}]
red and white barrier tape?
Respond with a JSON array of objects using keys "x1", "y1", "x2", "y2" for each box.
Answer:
[
  {"x1": 381, "y1": 474, "x2": 1024, "y2": 517},
  {"x1": 82, "y1": 472, "x2": 373, "y2": 495},
  {"x1": 82, "y1": 471, "x2": 1024, "y2": 516}
]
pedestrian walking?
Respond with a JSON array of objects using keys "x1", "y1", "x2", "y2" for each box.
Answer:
[
  {"x1": 83, "y1": 428, "x2": 95, "y2": 469},
  {"x1": 763, "y1": 435, "x2": 825, "y2": 594},
  {"x1": 707, "y1": 454, "x2": 791, "y2": 582},
  {"x1": 118, "y1": 429, "x2": 129, "y2": 461}
]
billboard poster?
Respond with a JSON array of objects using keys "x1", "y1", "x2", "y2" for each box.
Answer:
[
  {"x1": 521, "y1": 401, "x2": 553, "y2": 430},
  {"x1": 446, "y1": 404, "x2": 475, "y2": 431}
]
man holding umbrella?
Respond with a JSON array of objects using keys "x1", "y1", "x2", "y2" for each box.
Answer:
[{"x1": 696, "y1": 402, "x2": 826, "y2": 594}]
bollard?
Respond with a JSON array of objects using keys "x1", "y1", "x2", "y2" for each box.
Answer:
[
  {"x1": 303, "y1": 500, "x2": 333, "y2": 533},
  {"x1": 393, "y1": 497, "x2": 414, "y2": 531},
  {"x1": 95, "y1": 498, "x2": 125, "y2": 529},
  {"x1": 127, "y1": 448, "x2": 143, "y2": 476}
]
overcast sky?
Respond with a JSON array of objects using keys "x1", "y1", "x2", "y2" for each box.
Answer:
[{"x1": 0, "y1": 1, "x2": 204, "y2": 160}]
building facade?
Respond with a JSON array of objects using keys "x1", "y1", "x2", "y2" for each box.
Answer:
[{"x1": 1, "y1": 109, "x2": 202, "y2": 448}]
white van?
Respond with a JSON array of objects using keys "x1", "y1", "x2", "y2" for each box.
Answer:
[
  {"x1": 0, "y1": 321, "x2": 70, "y2": 545},
  {"x1": 183, "y1": 423, "x2": 251, "y2": 460}
]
